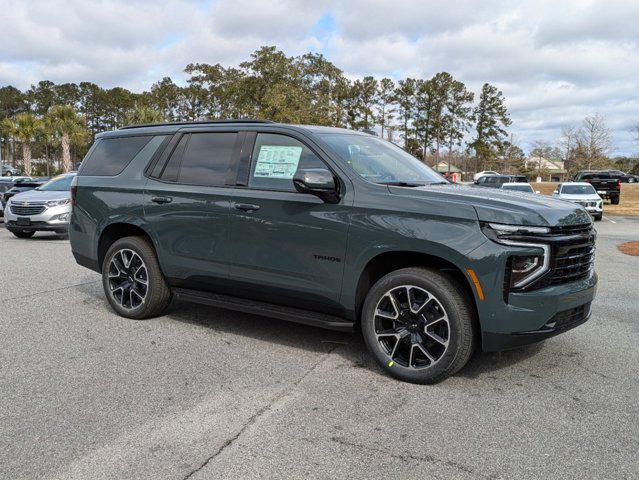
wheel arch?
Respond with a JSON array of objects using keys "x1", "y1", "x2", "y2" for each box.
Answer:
[
  {"x1": 97, "y1": 221, "x2": 155, "y2": 272},
  {"x1": 352, "y1": 250, "x2": 479, "y2": 330}
]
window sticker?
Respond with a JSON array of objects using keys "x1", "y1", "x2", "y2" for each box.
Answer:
[{"x1": 253, "y1": 145, "x2": 302, "y2": 179}]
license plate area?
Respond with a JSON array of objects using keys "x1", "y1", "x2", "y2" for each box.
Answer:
[{"x1": 17, "y1": 217, "x2": 31, "y2": 226}]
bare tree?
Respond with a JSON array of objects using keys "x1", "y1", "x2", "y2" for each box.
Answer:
[
  {"x1": 559, "y1": 126, "x2": 579, "y2": 173},
  {"x1": 576, "y1": 114, "x2": 612, "y2": 170}
]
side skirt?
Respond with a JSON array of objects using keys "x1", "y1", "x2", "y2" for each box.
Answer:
[{"x1": 173, "y1": 288, "x2": 355, "y2": 332}]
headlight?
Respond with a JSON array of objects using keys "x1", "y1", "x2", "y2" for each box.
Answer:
[
  {"x1": 46, "y1": 198, "x2": 71, "y2": 207},
  {"x1": 482, "y1": 223, "x2": 550, "y2": 289}
]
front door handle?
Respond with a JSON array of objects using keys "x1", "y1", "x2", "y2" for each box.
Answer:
[
  {"x1": 151, "y1": 196, "x2": 173, "y2": 204},
  {"x1": 234, "y1": 203, "x2": 260, "y2": 212}
]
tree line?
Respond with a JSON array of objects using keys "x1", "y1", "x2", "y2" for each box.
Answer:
[{"x1": 0, "y1": 45, "x2": 632, "y2": 177}]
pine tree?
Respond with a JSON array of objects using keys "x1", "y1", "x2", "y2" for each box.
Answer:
[{"x1": 469, "y1": 83, "x2": 511, "y2": 172}]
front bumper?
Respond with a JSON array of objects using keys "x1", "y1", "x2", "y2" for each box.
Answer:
[
  {"x1": 468, "y1": 234, "x2": 598, "y2": 352},
  {"x1": 4, "y1": 204, "x2": 71, "y2": 233},
  {"x1": 481, "y1": 274, "x2": 597, "y2": 351}
]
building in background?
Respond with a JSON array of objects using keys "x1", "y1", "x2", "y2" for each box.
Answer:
[{"x1": 526, "y1": 156, "x2": 568, "y2": 182}]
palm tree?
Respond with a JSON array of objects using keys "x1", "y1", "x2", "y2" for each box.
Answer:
[
  {"x1": 124, "y1": 106, "x2": 165, "y2": 125},
  {"x1": 48, "y1": 105, "x2": 87, "y2": 172},
  {"x1": 37, "y1": 116, "x2": 56, "y2": 176},
  {"x1": 7, "y1": 113, "x2": 40, "y2": 176}
]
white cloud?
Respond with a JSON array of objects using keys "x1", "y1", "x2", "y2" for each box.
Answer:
[{"x1": 0, "y1": 0, "x2": 637, "y2": 154}]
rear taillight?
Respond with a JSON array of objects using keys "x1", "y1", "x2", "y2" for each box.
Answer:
[
  {"x1": 618, "y1": 180, "x2": 622, "y2": 188},
  {"x1": 71, "y1": 176, "x2": 78, "y2": 206}
]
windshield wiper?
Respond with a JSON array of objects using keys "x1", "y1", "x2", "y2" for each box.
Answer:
[{"x1": 377, "y1": 181, "x2": 426, "y2": 187}]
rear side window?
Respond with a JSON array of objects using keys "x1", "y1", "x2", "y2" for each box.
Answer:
[
  {"x1": 248, "y1": 133, "x2": 326, "y2": 191},
  {"x1": 80, "y1": 136, "x2": 152, "y2": 176},
  {"x1": 178, "y1": 133, "x2": 237, "y2": 186}
]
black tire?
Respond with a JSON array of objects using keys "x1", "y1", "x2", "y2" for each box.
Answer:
[
  {"x1": 11, "y1": 230, "x2": 35, "y2": 238},
  {"x1": 594, "y1": 214, "x2": 602, "y2": 221},
  {"x1": 102, "y1": 236, "x2": 171, "y2": 319},
  {"x1": 361, "y1": 267, "x2": 476, "y2": 384},
  {"x1": 611, "y1": 196, "x2": 620, "y2": 205}
]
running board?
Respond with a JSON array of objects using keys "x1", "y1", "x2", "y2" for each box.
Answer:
[{"x1": 173, "y1": 288, "x2": 355, "y2": 332}]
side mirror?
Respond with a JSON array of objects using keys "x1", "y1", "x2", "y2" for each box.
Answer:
[
  {"x1": 293, "y1": 168, "x2": 339, "y2": 203},
  {"x1": 536, "y1": 190, "x2": 541, "y2": 194}
]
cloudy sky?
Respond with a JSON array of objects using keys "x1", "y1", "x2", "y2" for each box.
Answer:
[{"x1": 1, "y1": 0, "x2": 638, "y2": 154}]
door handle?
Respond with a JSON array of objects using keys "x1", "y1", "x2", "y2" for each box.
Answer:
[
  {"x1": 151, "y1": 196, "x2": 173, "y2": 204},
  {"x1": 234, "y1": 203, "x2": 260, "y2": 212}
]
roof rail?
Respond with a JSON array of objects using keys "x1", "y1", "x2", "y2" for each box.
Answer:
[{"x1": 120, "y1": 119, "x2": 275, "y2": 130}]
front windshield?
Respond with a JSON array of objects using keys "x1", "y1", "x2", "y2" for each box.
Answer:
[
  {"x1": 319, "y1": 133, "x2": 446, "y2": 185},
  {"x1": 502, "y1": 184, "x2": 533, "y2": 192},
  {"x1": 562, "y1": 184, "x2": 596, "y2": 195},
  {"x1": 37, "y1": 175, "x2": 75, "y2": 191}
]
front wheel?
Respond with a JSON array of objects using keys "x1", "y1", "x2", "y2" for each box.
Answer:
[
  {"x1": 361, "y1": 267, "x2": 476, "y2": 384},
  {"x1": 11, "y1": 230, "x2": 35, "y2": 238},
  {"x1": 102, "y1": 236, "x2": 172, "y2": 319}
]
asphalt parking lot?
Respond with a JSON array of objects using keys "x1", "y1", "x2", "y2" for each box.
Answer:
[{"x1": 1, "y1": 219, "x2": 637, "y2": 480}]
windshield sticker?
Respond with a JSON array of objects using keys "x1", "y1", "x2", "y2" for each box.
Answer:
[{"x1": 254, "y1": 145, "x2": 302, "y2": 179}]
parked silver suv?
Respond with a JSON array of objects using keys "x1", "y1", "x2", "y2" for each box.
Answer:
[{"x1": 4, "y1": 173, "x2": 76, "y2": 238}]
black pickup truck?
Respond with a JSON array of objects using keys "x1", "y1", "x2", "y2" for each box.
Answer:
[{"x1": 573, "y1": 171, "x2": 620, "y2": 204}]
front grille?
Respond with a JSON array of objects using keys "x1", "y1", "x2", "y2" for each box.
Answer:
[
  {"x1": 10, "y1": 204, "x2": 46, "y2": 215},
  {"x1": 503, "y1": 223, "x2": 596, "y2": 293},
  {"x1": 533, "y1": 224, "x2": 596, "y2": 289},
  {"x1": 576, "y1": 201, "x2": 597, "y2": 208},
  {"x1": 544, "y1": 303, "x2": 591, "y2": 330}
]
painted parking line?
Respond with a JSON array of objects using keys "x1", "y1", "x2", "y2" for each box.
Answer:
[{"x1": 603, "y1": 216, "x2": 617, "y2": 224}]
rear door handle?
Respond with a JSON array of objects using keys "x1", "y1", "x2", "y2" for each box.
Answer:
[
  {"x1": 234, "y1": 203, "x2": 260, "y2": 212},
  {"x1": 151, "y1": 196, "x2": 173, "y2": 204}
]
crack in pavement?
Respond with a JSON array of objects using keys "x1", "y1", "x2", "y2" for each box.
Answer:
[
  {"x1": 180, "y1": 342, "x2": 346, "y2": 480},
  {"x1": 321, "y1": 436, "x2": 499, "y2": 480},
  {"x1": 0, "y1": 280, "x2": 101, "y2": 303}
]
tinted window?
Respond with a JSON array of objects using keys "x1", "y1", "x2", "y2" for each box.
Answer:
[
  {"x1": 249, "y1": 134, "x2": 326, "y2": 191},
  {"x1": 161, "y1": 134, "x2": 189, "y2": 182},
  {"x1": 178, "y1": 133, "x2": 237, "y2": 186},
  {"x1": 81, "y1": 136, "x2": 152, "y2": 176}
]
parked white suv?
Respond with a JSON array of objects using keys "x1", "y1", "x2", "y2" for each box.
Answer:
[
  {"x1": 4, "y1": 173, "x2": 76, "y2": 238},
  {"x1": 552, "y1": 182, "x2": 603, "y2": 221}
]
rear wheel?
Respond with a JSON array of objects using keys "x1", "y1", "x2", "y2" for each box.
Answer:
[
  {"x1": 361, "y1": 267, "x2": 476, "y2": 384},
  {"x1": 611, "y1": 196, "x2": 620, "y2": 205},
  {"x1": 102, "y1": 236, "x2": 171, "y2": 319},
  {"x1": 11, "y1": 230, "x2": 35, "y2": 238}
]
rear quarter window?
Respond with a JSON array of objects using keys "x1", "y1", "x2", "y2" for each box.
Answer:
[{"x1": 80, "y1": 135, "x2": 153, "y2": 176}]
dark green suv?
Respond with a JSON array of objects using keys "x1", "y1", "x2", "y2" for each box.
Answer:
[{"x1": 70, "y1": 120, "x2": 597, "y2": 383}]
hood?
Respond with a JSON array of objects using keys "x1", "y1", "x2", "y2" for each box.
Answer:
[
  {"x1": 557, "y1": 194, "x2": 601, "y2": 201},
  {"x1": 10, "y1": 189, "x2": 71, "y2": 203},
  {"x1": 388, "y1": 183, "x2": 592, "y2": 227}
]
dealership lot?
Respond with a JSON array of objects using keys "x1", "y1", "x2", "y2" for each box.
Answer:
[{"x1": 0, "y1": 220, "x2": 637, "y2": 480}]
